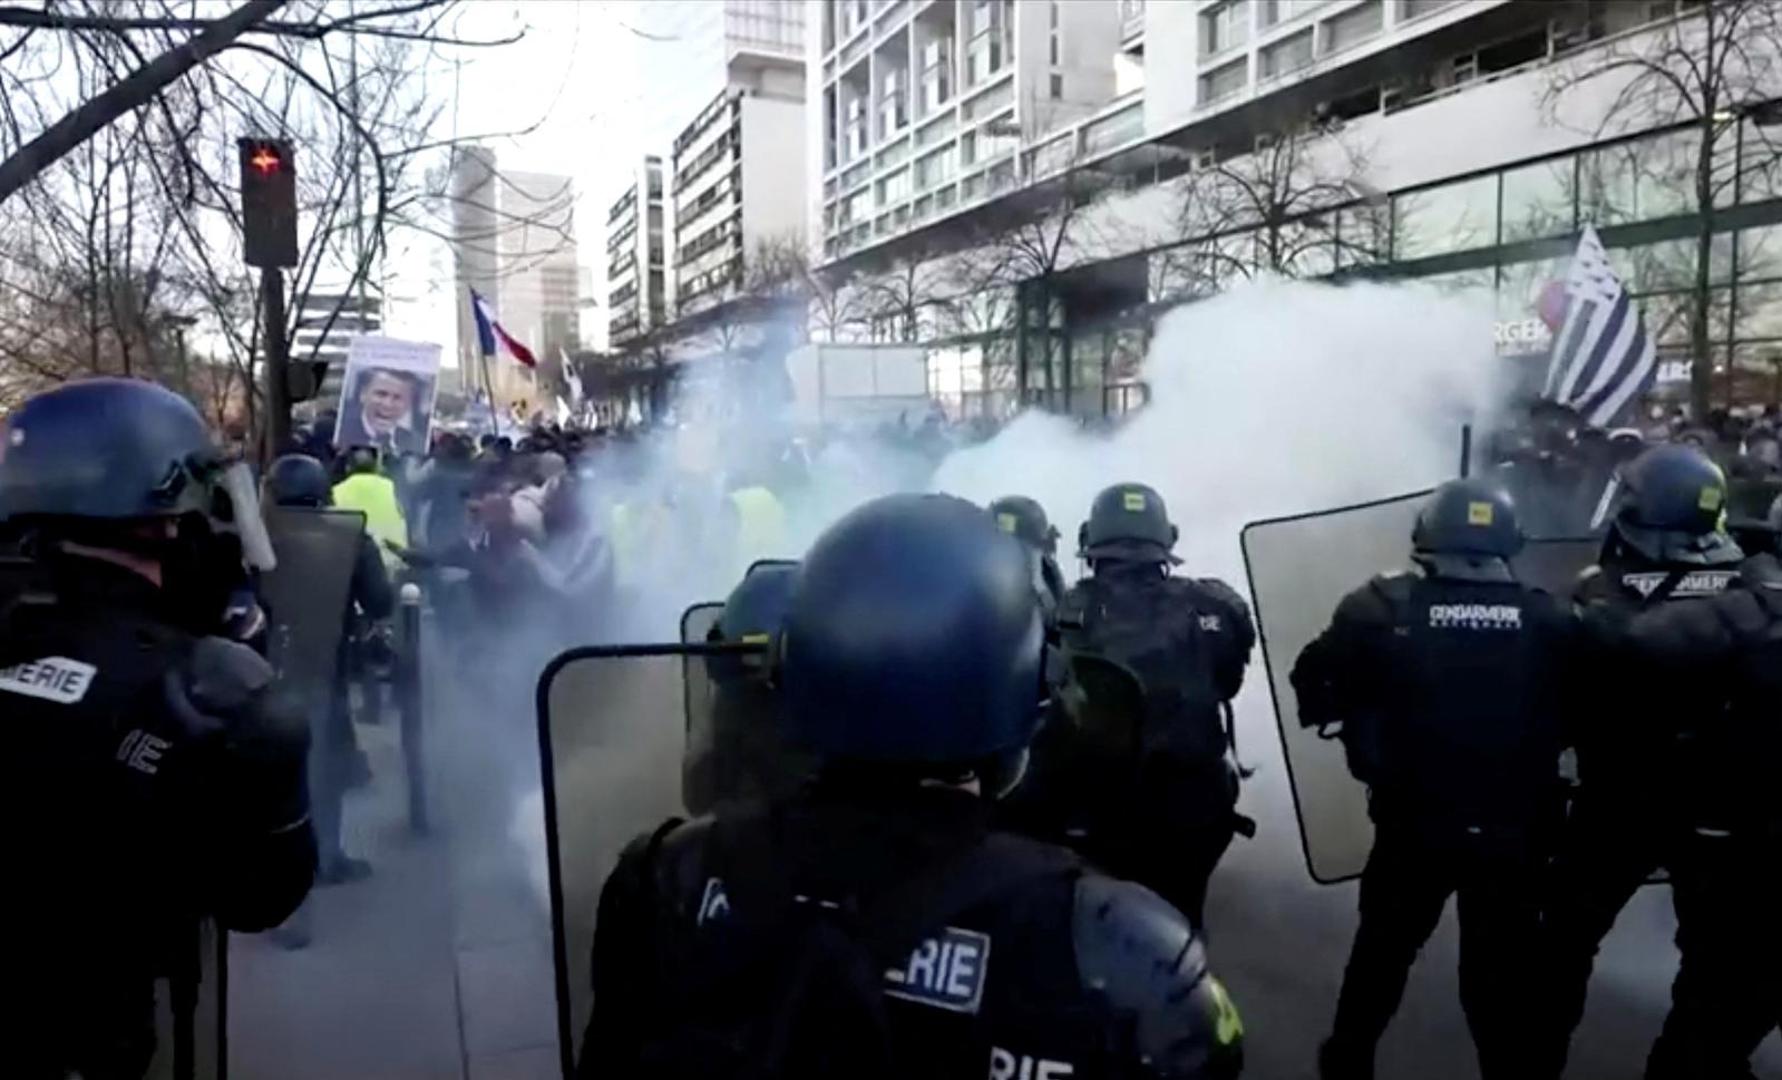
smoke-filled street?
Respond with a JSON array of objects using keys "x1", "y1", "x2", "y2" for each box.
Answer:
[
  {"x1": 203, "y1": 279, "x2": 1780, "y2": 1078},
  {"x1": 8, "y1": 2, "x2": 1782, "y2": 1077}
]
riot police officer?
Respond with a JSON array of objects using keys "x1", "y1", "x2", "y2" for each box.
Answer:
[
  {"x1": 1043, "y1": 482, "x2": 1255, "y2": 931},
  {"x1": 265, "y1": 453, "x2": 393, "y2": 884},
  {"x1": 1292, "y1": 479, "x2": 1573, "y2": 1080},
  {"x1": 988, "y1": 494, "x2": 1066, "y2": 621},
  {"x1": 1623, "y1": 542, "x2": 1782, "y2": 1078},
  {"x1": 581, "y1": 494, "x2": 1245, "y2": 1079},
  {"x1": 0, "y1": 379, "x2": 315, "y2": 1078},
  {"x1": 1540, "y1": 444, "x2": 1767, "y2": 1079},
  {"x1": 682, "y1": 561, "x2": 816, "y2": 816}
]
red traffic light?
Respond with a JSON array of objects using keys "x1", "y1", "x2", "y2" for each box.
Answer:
[
  {"x1": 249, "y1": 146, "x2": 285, "y2": 175},
  {"x1": 238, "y1": 137, "x2": 297, "y2": 269}
]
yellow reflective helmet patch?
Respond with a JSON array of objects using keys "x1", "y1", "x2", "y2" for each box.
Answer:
[
  {"x1": 1467, "y1": 501, "x2": 1495, "y2": 526},
  {"x1": 1208, "y1": 976, "x2": 1244, "y2": 1046},
  {"x1": 740, "y1": 632, "x2": 771, "y2": 645},
  {"x1": 1122, "y1": 491, "x2": 1147, "y2": 512},
  {"x1": 996, "y1": 512, "x2": 1019, "y2": 534},
  {"x1": 1699, "y1": 485, "x2": 1724, "y2": 512}
]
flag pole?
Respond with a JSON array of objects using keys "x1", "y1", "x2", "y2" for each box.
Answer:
[{"x1": 484, "y1": 351, "x2": 502, "y2": 437}]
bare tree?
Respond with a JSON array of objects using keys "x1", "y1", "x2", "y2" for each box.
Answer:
[
  {"x1": 0, "y1": 0, "x2": 529, "y2": 443},
  {"x1": 1166, "y1": 125, "x2": 1385, "y2": 288},
  {"x1": 860, "y1": 250, "x2": 955, "y2": 344},
  {"x1": 1545, "y1": 0, "x2": 1782, "y2": 415},
  {"x1": 967, "y1": 155, "x2": 1116, "y2": 404}
]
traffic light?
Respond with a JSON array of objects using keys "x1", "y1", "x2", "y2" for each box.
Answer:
[{"x1": 238, "y1": 137, "x2": 298, "y2": 269}]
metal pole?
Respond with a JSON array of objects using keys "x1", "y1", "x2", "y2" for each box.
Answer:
[
  {"x1": 398, "y1": 582, "x2": 428, "y2": 835},
  {"x1": 262, "y1": 266, "x2": 291, "y2": 462},
  {"x1": 1459, "y1": 423, "x2": 1473, "y2": 479}
]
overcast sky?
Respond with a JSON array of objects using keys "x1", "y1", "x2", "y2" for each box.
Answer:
[{"x1": 388, "y1": 0, "x2": 675, "y2": 360}]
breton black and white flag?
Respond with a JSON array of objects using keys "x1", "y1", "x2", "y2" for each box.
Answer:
[{"x1": 1542, "y1": 225, "x2": 1658, "y2": 428}]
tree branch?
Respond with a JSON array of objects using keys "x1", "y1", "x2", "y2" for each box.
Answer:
[{"x1": 0, "y1": 0, "x2": 285, "y2": 203}]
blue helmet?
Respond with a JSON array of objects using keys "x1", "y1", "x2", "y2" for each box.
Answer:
[
  {"x1": 1, "y1": 378, "x2": 222, "y2": 522},
  {"x1": 1610, "y1": 444, "x2": 1742, "y2": 565},
  {"x1": 1080, "y1": 482, "x2": 1180, "y2": 564},
  {"x1": 264, "y1": 454, "x2": 333, "y2": 509},
  {"x1": 706, "y1": 560, "x2": 798, "y2": 686},
  {"x1": 780, "y1": 494, "x2": 1045, "y2": 764},
  {"x1": 1413, "y1": 479, "x2": 1524, "y2": 559}
]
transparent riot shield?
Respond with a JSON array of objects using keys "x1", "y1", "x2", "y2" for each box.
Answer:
[
  {"x1": 537, "y1": 641, "x2": 764, "y2": 1077},
  {"x1": 679, "y1": 602, "x2": 725, "y2": 814},
  {"x1": 260, "y1": 507, "x2": 362, "y2": 720},
  {"x1": 1243, "y1": 493, "x2": 1427, "y2": 885},
  {"x1": 1244, "y1": 493, "x2": 1600, "y2": 884}
]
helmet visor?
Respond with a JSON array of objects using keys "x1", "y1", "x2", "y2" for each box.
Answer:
[{"x1": 214, "y1": 461, "x2": 278, "y2": 571}]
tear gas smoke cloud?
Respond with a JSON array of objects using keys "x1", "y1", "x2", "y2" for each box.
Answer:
[
  {"x1": 932, "y1": 276, "x2": 1510, "y2": 581},
  {"x1": 514, "y1": 278, "x2": 1509, "y2": 914}
]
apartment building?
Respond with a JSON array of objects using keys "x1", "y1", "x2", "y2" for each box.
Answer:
[
  {"x1": 815, "y1": 0, "x2": 1125, "y2": 263},
  {"x1": 667, "y1": 4, "x2": 809, "y2": 326},
  {"x1": 607, "y1": 156, "x2": 666, "y2": 347},
  {"x1": 808, "y1": 1, "x2": 1774, "y2": 416}
]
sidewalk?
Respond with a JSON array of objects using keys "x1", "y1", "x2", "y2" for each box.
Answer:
[{"x1": 227, "y1": 710, "x2": 559, "y2": 1080}]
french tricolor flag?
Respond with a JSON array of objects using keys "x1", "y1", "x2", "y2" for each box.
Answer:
[{"x1": 470, "y1": 287, "x2": 537, "y2": 368}]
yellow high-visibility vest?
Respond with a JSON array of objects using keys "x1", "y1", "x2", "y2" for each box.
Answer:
[{"x1": 332, "y1": 472, "x2": 408, "y2": 572}]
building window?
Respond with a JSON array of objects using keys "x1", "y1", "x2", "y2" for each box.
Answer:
[
  {"x1": 879, "y1": 69, "x2": 908, "y2": 137},
  {"x1": 1399, "y1": 0, "x2": 1460, "y2": 20},
  {"x1": 845, "y1": 97, "x2": 868, "y2": 158},
  {"x1": 1260, "y1": 0, "x2": 1329, "y2": 28},
  {"x1": 1049, "y1": 35, "x2": 1060, "y2": 65},
  {"x1": 968, "y1": 0, "x2": 1007, "y2": 85},
  {"x1": 1392, "y1": 173, "x2": 1499, "y2": 260},
  {"x1": 1259, "y1": 28, "x2": 1314, "y2": 80},
  {"x1": 1050, "y1": 73, "x2": 1064, "y2": 99},
  {"x1": 1500, "y1": 158, "x2": 1575, "y2": 243},
  {"x1": 1198, "y1": 58, "x2": 1247, "y2": 105},
  {"x1": 1200, "y1": 1, "x2": 1248, "y2": 57},
  {"x1": 922, "y1": 39, "x2": 952, "y2": 111},
  {"x1": 1322, "y1": 1, "x2": 1382, "y2": 54},
  {"x1": 878, "y1": 166, "x2": 911, "y2": 208}
]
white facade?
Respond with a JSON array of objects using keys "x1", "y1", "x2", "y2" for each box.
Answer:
[
  {"x1": 814, "y1": 0, "x2": 1126, "y2": 263},
  {"x1": 668, "y1": 57, "x2": 808, "y2": 322},
  {"x1": 816, "y1": 1, "x2": 1710, "y2": 270},
  {"x1": 607, "y1": 156, "x2": 666, "y2": 346}
]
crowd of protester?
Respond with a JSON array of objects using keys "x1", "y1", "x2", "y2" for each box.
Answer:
[{"x1": 1486, "y1": 399, "x2": 1780, "y2": 540}]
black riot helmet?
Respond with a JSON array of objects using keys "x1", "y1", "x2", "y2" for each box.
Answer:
[
  {"x1": 1079, "y1": 482, "x2": 1180, "y2": 565},
  {"x1": 1608, "y1": 444, "x2": 1742, "y2": 566},
  {"x1": 264, "y1": 454, "x2": 334, "y2": 509},
  {"x1": 781, "y1": 494, "x2": 1044, "y2": 768},
  {"x1": 1412, "y1": 479, "x2": 1524, "y2": 582},
  {"x1": 988, "y1": 495, "x2": 1059, "y2": 556},
  {"x1": 0, "y1": 378, "x2": 274, "y2": 571},
  {"x1": 343, "y1": 445, "x2": 382, "y2": 476}
]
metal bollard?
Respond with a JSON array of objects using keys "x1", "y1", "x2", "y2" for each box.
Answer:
[{"x1": 398, "y1": 582, "x2": 428, "y2": 835}]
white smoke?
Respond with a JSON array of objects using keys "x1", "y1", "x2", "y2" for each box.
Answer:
[{"x1": 933, "y1": 276, "x2": 1510, "y2": 582}]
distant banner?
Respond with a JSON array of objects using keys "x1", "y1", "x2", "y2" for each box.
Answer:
[{"x1": 333, "y1": 336, "x2": 443, "y2": 456}]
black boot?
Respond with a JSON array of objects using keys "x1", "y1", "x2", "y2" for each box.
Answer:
[{"x1": 1319, "y1": 1038, "x2": 1375, "y2": 1080}]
